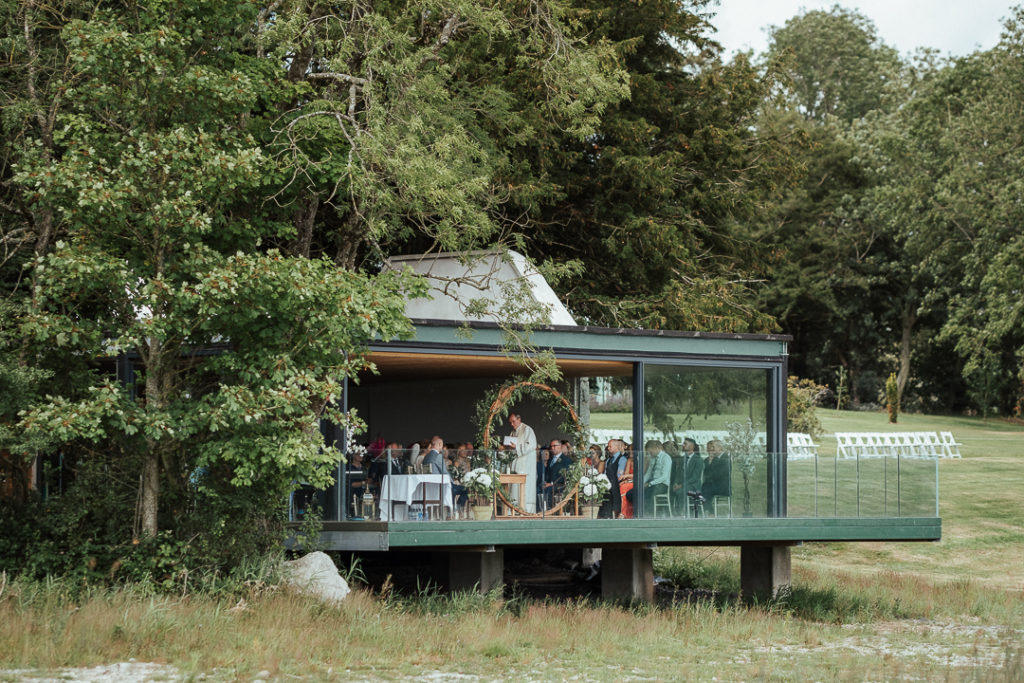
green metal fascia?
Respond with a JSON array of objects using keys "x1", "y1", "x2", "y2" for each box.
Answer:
[
  {"x1": 378, "y1": 517, "x2": 941, "y2": 548},
  {"x1": 395, "y1": 324, "x2": 787, "y2": 360}
]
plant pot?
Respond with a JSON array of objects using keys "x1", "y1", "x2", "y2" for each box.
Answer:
[
  {"x1": 471, "y1": 504, "x2": 492, "y2": 521},
  {"x1": 584, "y1": 503, "x2": 600, "y2": 519}
]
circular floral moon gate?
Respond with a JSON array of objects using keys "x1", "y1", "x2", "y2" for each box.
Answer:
[{"x1": 481, "y1": 381, "x2": 583, "y2": 517}]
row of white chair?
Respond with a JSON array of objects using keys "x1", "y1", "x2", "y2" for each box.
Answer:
[{"x1": 834, "y1": 431, "x2": 962, "y2": 459}]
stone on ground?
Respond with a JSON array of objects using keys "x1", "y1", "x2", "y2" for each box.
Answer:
[{"x1": 282, "y1": 551, "x2": 350, "y2": 604}]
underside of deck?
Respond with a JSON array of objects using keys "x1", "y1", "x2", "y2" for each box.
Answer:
[{"x1": 316, "y1": 517, "x2": 941, "y2": 552}]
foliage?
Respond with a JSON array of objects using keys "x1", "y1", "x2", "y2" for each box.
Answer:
[
  {"x1": 576, "y1": 472, "x2": 612, "y2": 504},
  {"x1": 766, "y1": 6, "x2": 901, "y2": 122},
  {"x1": 3, "y1": 0, "x2": 1023, "y2": 587},
  {"x1": 461, "y1": 468, "x2": 496, "y2": 504},
  {"x1": 473, "y1": 378, "x2": 589, "y2": 456},
  {"x1": 787, "y1": 376, "x2": 826, "y2": 438},
  {"x1": 643, "y1": 366, "x2": 768, "y2": 443},
  {"x1": 0, "y1": 0, "x2": 626, "y2": 581},
  {"x1": 505, "y1": 0, "x2": 797, "y2": 333},
  {"x1": 724, "y1": 419, "x2": 762, "y2": 516},
  {"x1": 885, "y1": 372, "x2": 899, "y2": 423},
  {"x1": 754, "y1": 5, "x2": 1024, "y2": 416}
]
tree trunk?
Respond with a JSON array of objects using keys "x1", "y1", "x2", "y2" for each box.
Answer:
[
  {"x1": 140, "y1": 337, "x2": 166, "y2": 537},
  {"x1": 333, "y1": 213, "x2": 364, "y2": 271},
  {"x1": 140, "y1": 448, "x2": 160, "y2": 537},
  {"x1": 838, "y1": 352, "x2": 857, "y2": 409},
  {"x1": 896, "y1": 302, "x2": 916, "y2": 407},
  {"x1": 289, "y1": 191, "x2": 318, "y2": 258}
]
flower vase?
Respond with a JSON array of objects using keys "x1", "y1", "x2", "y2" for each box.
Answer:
[
  {"x1": 584, "y1": 503, "x2": 599, "y2": 519},
  {"x1": 471, "y1": 504, "x2": 492, "y2": 521}
]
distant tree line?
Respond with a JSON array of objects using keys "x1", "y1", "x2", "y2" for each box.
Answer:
[{"x1": 750, "y1": 5, "x2": 1024, "y2": 417}]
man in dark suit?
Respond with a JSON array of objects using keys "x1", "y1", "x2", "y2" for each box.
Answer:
[
  {"x1": 701, "y1": 439, "x2": 730, "y2": 515},
  {"x1": 545, "y1": 439, "x2": 571, "y2": 504},
  {"x1": 600, "y1": 439, "x2": 626, "y2": 518},
  {"x1": 368, "y1": 444, "x2": 402, "y2": 495}
]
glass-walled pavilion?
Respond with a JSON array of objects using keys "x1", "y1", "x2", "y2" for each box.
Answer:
[{"x1": 310, "y1": 320, "x2": 940, "y2": 552}]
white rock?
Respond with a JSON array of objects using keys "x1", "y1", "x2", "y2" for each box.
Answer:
[{"x1": 282, "y1": 551, "x2": 351, "y2": 604}]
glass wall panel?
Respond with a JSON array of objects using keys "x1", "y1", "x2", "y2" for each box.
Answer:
[
  {"x1": 584, "y1": 375, "x2": 634, "y2": 446},
  {"x1": 642, "y1": 365, "x2": 771, "y2": 518}
]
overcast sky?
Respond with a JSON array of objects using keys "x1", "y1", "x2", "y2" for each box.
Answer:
[{"x1": 709, "y1": 1, "x2": 1015, "y2": 58}]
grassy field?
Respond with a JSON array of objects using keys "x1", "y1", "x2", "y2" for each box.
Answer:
[
  {"x1": 805, "y1": 411, "x2": 1024, "y2": 589},
  {"x1": 1, "y1": 410, "x2": 1022, "y2": 681}
]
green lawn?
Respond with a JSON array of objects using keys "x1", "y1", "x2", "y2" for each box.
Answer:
[{"x1": 798, "y1": 410, "x2": 1024, "y2": 589}]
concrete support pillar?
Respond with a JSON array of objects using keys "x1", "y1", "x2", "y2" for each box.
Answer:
[
  {"x1": 740, "y1": 545, "x2": 791, "y2": 601},
  {"x1": 435, "y1": 550, "x2": 504, "y2": 594},
  {"x1": 601, "y1": 548, "x2": 654, "y2": 602}
]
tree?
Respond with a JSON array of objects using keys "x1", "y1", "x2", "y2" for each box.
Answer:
[
  {"x1": 766, "y1": 5, "x2": 901, "y2": 123},
  {"x1": 853, "y1": 9, "x2": 1024, "y2": 415},
  {"x1": 10, "y1": 2, "x2": 428, "y2": 539},
  {"x1": 753, "y1": 7, "x2": 908, "y2": 405},
  {"x1": 937, "y1": 11, "x2": 1024, "y2": 414},
  {"x1": 0, "y1": 0, "x2": 633, "y2": 572},
  {"x1": 493, "y1": 0, "x2": 798, "y2": 332},
  {"x1": 257, "y1": 0, "x2": 628, "y2": 267}
]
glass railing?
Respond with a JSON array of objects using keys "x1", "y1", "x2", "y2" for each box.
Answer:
[
  {"x1": 296, "y1": 449, "x2": 939, "y2": 522},
  {"x1": 786, "y1": 451, "x2": 939, "y2": 519}
]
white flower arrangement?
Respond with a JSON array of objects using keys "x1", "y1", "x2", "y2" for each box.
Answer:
[
  {"x1": 578, "y1": 472, "x2": 611, "y2": 503},
  {"x1": 462, "y1": 467, "x2": 496, "y2": 502}
]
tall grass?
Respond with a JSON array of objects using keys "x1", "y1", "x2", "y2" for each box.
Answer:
[
  {"x1": 3, "y1": 573, "x2": 1020, "y2": 681},
  {"x1": 2, "y1": 411, "x2": 1022, "y2": 680}
]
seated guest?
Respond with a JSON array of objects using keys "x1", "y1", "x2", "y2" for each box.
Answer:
[
  {"x1": 537, "y1": 446, "x2": 552, "y2": 510},
  {"x1": 642, "y1": 440, "x2": 671, "y2": 516},
  {"x1": 700, "y1": 439, "x2": 730, "y2": 514},
  {"x1": 448, "y1": 446, "x2": 469, "y2": 509},
  {"x1": 386, "y1": 441, "x2": 405, "y2": 470},
  {"x1": 422, "y1": 436, "x2": 450, "y2": 476},
  {"x1": 454, "y1": 443, "x2": 473, "y2": 473},
  {"x1": 671, "y1": 438, "x2": 702, "y2": 513},
  {"x1": 368, "y1": 444, "x2": 402, "y2": 497},
  {"x1": 560, "y1": 439, "x2": 574, "y2": 462},
  {"x1": 584, "y1": 444, "x2": 604, "y2": 475},
  {"x1": 407, "y1": 440, "x2": 422, "y2": 471}
]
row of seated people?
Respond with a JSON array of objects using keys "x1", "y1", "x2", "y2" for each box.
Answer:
[
  {"x1": 345, "y1": 436, "x2": 474, "y2": 514},
  {"x1": 583, "y1": 438, "x2": 731, "y2": 518},
  {"x1": 342, "y1": 435, "x2": 732, "y2": 519}
]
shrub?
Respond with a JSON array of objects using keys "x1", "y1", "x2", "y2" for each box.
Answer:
[
  {"x1": 885, "y1": 372, "x2": 899, "y2": 423},
  {"x1": 787, "y1": 376, "x2": 827, "y2": 438}
]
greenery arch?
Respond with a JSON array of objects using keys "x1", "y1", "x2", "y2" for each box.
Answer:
[{"x1": 474, "y1": 378, "x2": 590, "y2": 517}]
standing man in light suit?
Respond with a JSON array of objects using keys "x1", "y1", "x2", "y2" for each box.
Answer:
[{"x1": 507, "y1": 413, "x2": 537, "y2": 513}]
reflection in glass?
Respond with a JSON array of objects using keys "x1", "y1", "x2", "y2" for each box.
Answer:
[{"x1": 643, "y1": 365, "x2": 770, "y2": 517}]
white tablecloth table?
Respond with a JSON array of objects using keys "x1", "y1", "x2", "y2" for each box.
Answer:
[{"x1": 380, "y1": 474, "x2": 454, "y2": 521}]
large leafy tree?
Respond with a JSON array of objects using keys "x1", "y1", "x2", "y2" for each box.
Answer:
[
  {"x1": 0, "y1": 0, "x2": 631, "y2": 570},
  {"x1": 257, "y1": 0, "x2": 628, "y2": 266},
  {"x1": 491, "y1": 0, "x2": 797, "y2": 332},
  {"x1": 872, "y1": 10, "x2": 1024, "y2": 415},
  {"x1": 10, "y1": 1, "x2": 422, "y2": 540},
  {"x1": 766, "y1": 5, "x2": 901, "y2": 124},
  {"x1": 752, "y1": 6, "x2": 907, "y2": 404}
]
